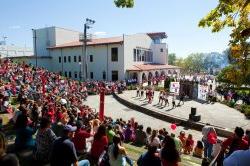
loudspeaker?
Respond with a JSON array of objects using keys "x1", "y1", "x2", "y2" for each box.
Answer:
[
  {"x1": 189, "y1": 114, "x2": 201, "y2": 122},
  {"x1": 193, "y1": 115, "x2": 201, "y2": 122},
  {"x1": 191, "y1": 107, "x2": 196, "y2": 115}
]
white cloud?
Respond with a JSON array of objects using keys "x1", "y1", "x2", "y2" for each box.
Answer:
[
  {"x1": 93, "y1": 31, "x2": 107, "y2": 36},
  {"x1": 9, "y1": 25, "x2": 21, "y2": 29}
]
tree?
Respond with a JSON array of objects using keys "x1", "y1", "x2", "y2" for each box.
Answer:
[
  {"x1": 183, "y1": 53, "x2": 205, "y2": 73},
  {"x1": 199, "y1": 0, "x2": 250, "y2": 46},
  {"x1": 217, "y1": 65, "x2": 244, "y2": 86},
  {"x1": 199, "y1": 0, "x2": 250, "y2": 81},
  {"x1": 168, "y1": 53, "x2": 176, "y2": 65},
  {"x1": 114, "y1": 0, "x2": 134, "y2": 8}
]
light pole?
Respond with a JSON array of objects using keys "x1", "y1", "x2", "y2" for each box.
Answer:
[
  {"x1": 32, "y1": 29, "x2": 37, "y2": 67},
  {"x1": 80, "y1": 18, "x2": 95, "y2": 81},
  {"x1": 79, "y1": 62, "x2": 82, "y2": 81}
]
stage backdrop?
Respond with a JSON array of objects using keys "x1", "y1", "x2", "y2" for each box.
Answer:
[{"x1": 170, "y1": 82, "x2": 180, "y2": 94}]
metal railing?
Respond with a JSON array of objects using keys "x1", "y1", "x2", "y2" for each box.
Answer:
[{"x1": 209, "y1": 147, "x2": 222, "y2": 166}]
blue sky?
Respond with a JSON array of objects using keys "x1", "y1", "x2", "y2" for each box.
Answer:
[{"x1": 1, "y1": 0, "x2": 231, "y2": 57}]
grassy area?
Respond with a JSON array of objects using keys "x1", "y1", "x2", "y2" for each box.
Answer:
[{"x1": 124, "y1": 143, "x2": 202, "y2": 166}]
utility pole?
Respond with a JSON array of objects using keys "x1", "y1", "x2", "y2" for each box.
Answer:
[
  {"x1": 80, "y1": 18, "x2": 95, "y2": 81},
  {"x1": 32, "y1": 29, "x2": 37, "y2": 67}
]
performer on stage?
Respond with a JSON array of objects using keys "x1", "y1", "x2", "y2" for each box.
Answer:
[
  {"x1": 172, "y1": 95, "x2": 176, "y2": 108},
  {"x1": 158, "y1": 91, "x2": 163, "y2": 105},
  {"x1": 178, "y1": 92, "x2": 185, "y2": 105},
  {"x1": 164, "y1": 91, "x2": 169, "y2": 107}
]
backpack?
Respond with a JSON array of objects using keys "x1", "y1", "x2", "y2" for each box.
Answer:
[{"x1": 207, "y1": 132, "x2": 217, "y2": 144}]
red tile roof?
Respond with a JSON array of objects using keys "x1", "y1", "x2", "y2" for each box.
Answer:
[
  {"x1": 127, "y1": 64, "x2": 180, "y2": 71},
  {"x1": 48, "y1": 37, "x2": 123, "y2": 49}
]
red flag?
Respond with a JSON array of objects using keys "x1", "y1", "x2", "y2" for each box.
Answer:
[{"x1": 99, "y1": 87, "x2": 105, "y2": 121}]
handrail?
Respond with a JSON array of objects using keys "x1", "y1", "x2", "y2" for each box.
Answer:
[{"x1": 209, "y1": 147, "x2": 222, "y2": 166}]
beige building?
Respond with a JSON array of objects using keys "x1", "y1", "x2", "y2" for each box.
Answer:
[{"x1": 28, "y1": 26, "x2": 180, "y2": 83}]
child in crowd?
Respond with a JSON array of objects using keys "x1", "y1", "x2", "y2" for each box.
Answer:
[
  {"x1": 184, "y1": 134, "x2": 194, "y2": 154},
  {"x1": 178, "y1": 131, "x2": 186, "y2": 151},
  {"x1": 193, "y1": 140, "x2": 204, "y2": 158}
]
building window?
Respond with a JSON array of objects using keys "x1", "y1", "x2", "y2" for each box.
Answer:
[
  {"x1": 64, "y1": 56, "x2": 67, "y2": 63},
  {"x1": 145, "y1": 51, "x2": 148, "y2": 62},
  {"x1": 160, "y1": 48, "x2": 163, "y2": 52},
  {"x1": 74, "y1": 56, "x2": 77, "y2": 62},
  {"x1": 90, "y1": 72, "x2": 94, "y2": 79},
  {"x1": 89, "y1": 55, "x2": 93, "y2": 62},
  {"x1": 111, "y1": 47, "x2": 118, "y2": 62},
  {"x1": 59, "y1": 57, "x2": 61, "y2": 63},
  {"x1": 74, "y1": 71, "x2": 77, "y2": 78},
  {"x1": 112, "y1": 71, "x2": 118, "y2": 81},
  {"x1": 133, "y1": 49, "x2": 136, "y2": 62},
  {"x1": 141, "y1": 50, "x2": 145, "y2": 61},
  {"x1": 68, "y1": 56, "x2": 71, "y2": 63},
  {"x1": 78, "y1": 56, "x2": 81, "y2": 62},
  {"x1": 137, "y1": 49, "x2": 140, "y2": 62},
  {"x1": 69, "y1": 71, "x2": 72, "y2": 78},
  {"x1": 103, "y1": 71, "x2": 106, "y2": 80},
  {"x1": 64, "y1": 71, "x2": 67, "y2": 77}
]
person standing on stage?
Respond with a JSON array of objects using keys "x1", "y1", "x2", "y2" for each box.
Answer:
[
  {"x1": 178, "y1": 92, "x2": 185, "y2": 105},
  {"x1": 136, "y1": 86, "x2": 140, "y2": 97},
  {"x1": 172, "y1": 95, "x2": 176, "y2": 108},
  {"x1": 164, "y1": 91, "x2": 169, "y2": 107},
  {"x1": 158, "y1": 91, "x2": 163, "y2": 105}
]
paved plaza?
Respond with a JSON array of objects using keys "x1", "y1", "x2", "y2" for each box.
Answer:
[
  {"x1": 85, "y1": 94, "x2": 207, "y2": 140},
  {"x1": 118, "y1": 90, "x2": 250, "y2": 131}
]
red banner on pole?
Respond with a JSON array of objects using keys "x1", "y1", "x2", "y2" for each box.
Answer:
[{"x1": 99, "y1": 87, "x2": 105, "y2": 121}]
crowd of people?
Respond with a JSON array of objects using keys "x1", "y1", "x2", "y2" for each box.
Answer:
[
  {"x1": 216, "y1": 86, "x2": 250, "y2": 105},
  {"x1": 0, "y1": 60, "x2": 250, "y2": 166}
]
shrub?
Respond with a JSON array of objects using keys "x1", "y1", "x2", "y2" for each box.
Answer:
[
  {"x1": 240, "y1": 104, "x2": 247, "y2": 113},
  {"x1": 228, "y1": 101, "x2": 235, "y2": 108},
  {"x1": 243, "y1": 105, "x2": 250, "y2": 118}
]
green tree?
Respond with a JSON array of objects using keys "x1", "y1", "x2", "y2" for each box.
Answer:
[
  {"x1": 217, "y1": 65, "x2": 244, "y2": 86},
  {"x1": 183, "y1": 53, "x2": 205, "y2": 73},
  {"x1": 199, "y1": 0, "x2": 249, "y2": 46},
  {"x1": 199, "y1": 0, "x2": 250, "y2": 81},
  {"x1": 114, "y1": 0, "x2": 134, "y2": 8},
  {"x1": 168, "y1": 53, "x2": 176, "y2": 65}
]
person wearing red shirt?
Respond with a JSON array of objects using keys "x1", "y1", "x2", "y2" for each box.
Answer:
[
  {"x1": 223, "y1": 127, "x2": 248, "y2": 151},
  {"x1": 72, "y1": 121, "x2": 92, "y2": 154},
  {"x1": 90, "y1": 125, "x2": 108, "y2": 163},
  {"x1": 219, "y1": 127, "x2": 248, "y2": 161},
  {"x1": 243, "y1": 129, "x2": 250, "y2": 146},
  {"x1": 184, "y1": 134, "x2": 194, "y2": 154}
]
